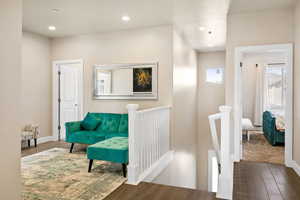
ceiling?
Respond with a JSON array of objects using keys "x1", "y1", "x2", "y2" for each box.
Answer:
[
  {"x1": 23, "y1": 0, "x2": 230, "y2": 52},
  {"x1": 229, "y1": 0, "x2": 296, "y2": 14},
  {"x1": 23, "y1": 0, "x2": 297, "y2": 52}
]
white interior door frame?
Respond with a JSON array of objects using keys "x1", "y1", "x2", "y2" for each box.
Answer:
[
  {"x1": 52, "y1": 59, "x2": 84, "y2": 141},
  {"x1": 234, "y1": 44, "x2": 293, "y2": 167}
]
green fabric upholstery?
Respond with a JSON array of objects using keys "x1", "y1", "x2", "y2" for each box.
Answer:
[
  {"x1": 67, "y1": 131, "x2": 106, "y2": 145},
  {"x1": 87, "y1": 137, "x2": 128, "y2": 163},
  {"x1": 97, "y1": 114, "x2": 121, "y2": 133},
  {"x1": 263, "y1": 111, "x2": 285, "y2": 146},
  {"x1": 105, "y1": 132, "x2": 128, "y2": 140},
  {"x1": 118, "y1": 114, "x2": 128, "y2": 133},
  {"x1": 65, "y1": 121, "x2": 82, "y2": 136},
  {"x1": 81, "y1": 113, "x2": 101, "y2": 130},
  {"x1": 65, "y1": 113, "x2": 128, "y2": 146}
]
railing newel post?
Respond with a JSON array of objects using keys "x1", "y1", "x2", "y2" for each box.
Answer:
[{"x1": 127, "y1": 104, "x2": 139, "y2": 184}]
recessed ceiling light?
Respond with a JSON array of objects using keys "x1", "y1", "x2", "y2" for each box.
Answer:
[
  {"x1": 51, "y1": 8, "x2": 61, "y2": 13},
  {"x1": 122, "y1": 15, "x2": 131, "y2": 22},
  {"x1": 48, "y1": 26, "x2": 56, "y2": 31},
  {"x1": 198, "y1": 26, "x2": 206, "y2": 31}
]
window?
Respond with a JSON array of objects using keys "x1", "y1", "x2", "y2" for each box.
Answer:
[
  {"x1": 206, "y1": 68, "x2": 224, "y2": 84},
  {"x1": 264, "y1": 65, "x2": 286, "y2": 114}
]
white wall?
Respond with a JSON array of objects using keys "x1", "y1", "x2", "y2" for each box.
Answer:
[
  {"x1": 0, "y1": 0, "x2": 22, "y2": 199},
  {"x1": 197, "y1": 51, "x2": 225, "y2": 190},
  {"x1": 51, "y1": 25, "x2": 173, "y2": 113},
  {"x1": 153, "y1": 30, "x2": 198, "y2": 189},
  {"x1": 226, "y1": 7, "x2": 294, "y2": 155},
  {"x1": 22, "y1": 31, "x2": 52, "y2": 138}
]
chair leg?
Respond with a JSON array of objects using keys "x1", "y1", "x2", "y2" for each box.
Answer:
[
  {"x1": 122, "y1": 163, "x2": 127, "y2": 178},
  {"x1": 34, "y1": 138, "x2": 37, "y2": 147},
  {"x1": 70, "y1": 143, "x2": 74, "y2": 153},
  {"x1": 88, "y1": 160, "x2": 93, "y2": 172},
  {"x1": 28, "y1": 140, "x2": 31, "y2": 147},
  {"x1": 247, "y1": 131, "x2": 250, "y2": 141}
]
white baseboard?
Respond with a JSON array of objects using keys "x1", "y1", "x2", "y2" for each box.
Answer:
[
  {"x1": 37, "y1": 136, "x2": 56, "y2": 144},
  {"x1": 291, "y1": 160, "x2": 300, "y2": 176}
]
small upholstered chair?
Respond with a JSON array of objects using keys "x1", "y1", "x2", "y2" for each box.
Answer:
[{"x1": 21, "y1": 124, "x2": 40, "y2": 148}]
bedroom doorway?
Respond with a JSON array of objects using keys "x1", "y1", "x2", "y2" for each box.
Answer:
[{"x1": 234, "y1": 44, "x2": 293, "y2": 166}]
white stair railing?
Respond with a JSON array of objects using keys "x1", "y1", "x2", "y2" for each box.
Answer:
[
  {"x1": 208, "y1": 106, "x2": 233, "y2": 200},
  {"x1": 126, "y1": 104, "x2": 173, "y2": 185}
]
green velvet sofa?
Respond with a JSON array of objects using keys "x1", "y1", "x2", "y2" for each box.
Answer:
[
  {"x1": 263, "y1": 111, "x2": 285, "y2": 146},
  {"x1": 65, "y1": 113, "x2": 128, "y2": 153}
]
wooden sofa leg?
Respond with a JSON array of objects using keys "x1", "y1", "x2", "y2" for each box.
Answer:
[
  {"x1": 28, "y1": 140, "x2": 31, "y2": 148},
  {"x1": 70, "y1": 143, "x2": 74, "y2": 153},
  {"x1": 88, "y1": 160, "x2": 93, "y2": 172},
  {"x1": 122, "y1": 163, "x2": 127, "y2": 178}
]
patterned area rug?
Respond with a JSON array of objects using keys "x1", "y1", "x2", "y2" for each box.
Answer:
[
  {"x1": 22, "y1": 148, "x2": 126, "y2": 200},
  {"x1": 243, "y1": 132, "x2": 284, "y2": 164}
]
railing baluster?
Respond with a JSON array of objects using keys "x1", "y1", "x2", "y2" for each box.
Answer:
[{"x1": 127, "y1": 104, "x2": 172, "y2": 185}]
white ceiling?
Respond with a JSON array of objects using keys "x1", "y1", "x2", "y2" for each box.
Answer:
[
  {"x1": 23, "y1": 0, "x2": 297, "y2": 52},
  {"x1": 23, "y1": 0, "x2": 173, "y2": 37},
  {"x1": 173, "y1": 0, "x2": 230, "y2": 52},
  {"x1": 23, "y1": 0, "x2": 230, "y2": 52},
  {"x1": 229, "y1": 0, "x2": 296, "y2": 14}
]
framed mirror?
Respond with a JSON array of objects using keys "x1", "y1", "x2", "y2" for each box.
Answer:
[{"x1": 93, "y1": 63, "x2": 158, "y2": 100}]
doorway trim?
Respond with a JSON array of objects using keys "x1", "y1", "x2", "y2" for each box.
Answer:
[
  {"x1": 52, "y1": 59, "x2": 84, "y2": 141},
  {"x1": 233, "y1": 43, "x2": 293, "y2": 167}
]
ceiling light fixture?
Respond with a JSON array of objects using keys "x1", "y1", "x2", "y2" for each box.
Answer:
[
  {"x1": 198, "y1": 26, "x2": 206, "y2": 31},
  {"x1": 122, "y1": 15, "x2": 131, "y2": 22},
  {"x1": 48, "y1": 26, "x2": 56, "y2": 31},
  {"x1": 51, "y1": 8, "x2": 61, "y2": 13}
]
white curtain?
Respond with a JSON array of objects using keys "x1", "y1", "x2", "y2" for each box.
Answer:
[{"x1": 254, "y1": 65, "x2": 264, "y2": 126}]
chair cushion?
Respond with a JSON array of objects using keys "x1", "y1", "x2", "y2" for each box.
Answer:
[
  {"x1": 81, "y1": 113, "x2": 101, "y2": 130},
  {"x1": 21, "y1": 131, "x2": 35, "y2": 140},
  {"x1": 242, "y1": 118, "x2": 254, "y2": 130},
  {"x1": 97, "y1": 114, "x2": 121, "y2": 133},
  {"x1": 67, "y1": 131, "x2": 106, "y2": 145},
  {"x1": 118, "y1": 114, "x2": 128, "y2": 133},
  {"x1": 87, "y1": 137, "x2": 128, "y2": 163}
]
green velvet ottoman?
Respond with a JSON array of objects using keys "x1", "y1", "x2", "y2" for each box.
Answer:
[{"x1": 87, "y1": 137, "x2": 128, "y2": 177}]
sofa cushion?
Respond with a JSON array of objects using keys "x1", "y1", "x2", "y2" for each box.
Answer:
[
  {"x1": 97, "y1": 114, "x2": 121, "y2": 133},
  {"x1": 81, "y1": 113, "x2": 101, "y2": 130},
  {"x1": 87, "y1": 137, "x2": 128, "y2": 163},
  {"x1": 67, "y1": 131, "x2": 106, "y2": 145},
  {"x1": 105, "y1": 132, "x2": 128, "y2": 140},
  {"x1": 118, "y1": 114, "x2": 128, "y2": 133}
]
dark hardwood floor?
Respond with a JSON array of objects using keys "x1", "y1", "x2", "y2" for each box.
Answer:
[
  {"x1": 233, "y1": 161, "x2": 300, "y2": 200},
  {"x1": 22, "y1": 142, "x2": 300, "y2": 200},
  {"x1": 104, "y1": 182, "x2": 217, "y2": 200}
]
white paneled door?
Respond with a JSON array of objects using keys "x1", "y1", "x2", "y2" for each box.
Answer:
[{"x1": 53, "y1": 60, "x2": 83, "y2": 141}]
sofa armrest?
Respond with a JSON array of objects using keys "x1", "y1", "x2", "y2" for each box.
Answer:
[{"x1": 65, "y1": 121, "x2": 82, "y2": 138}]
